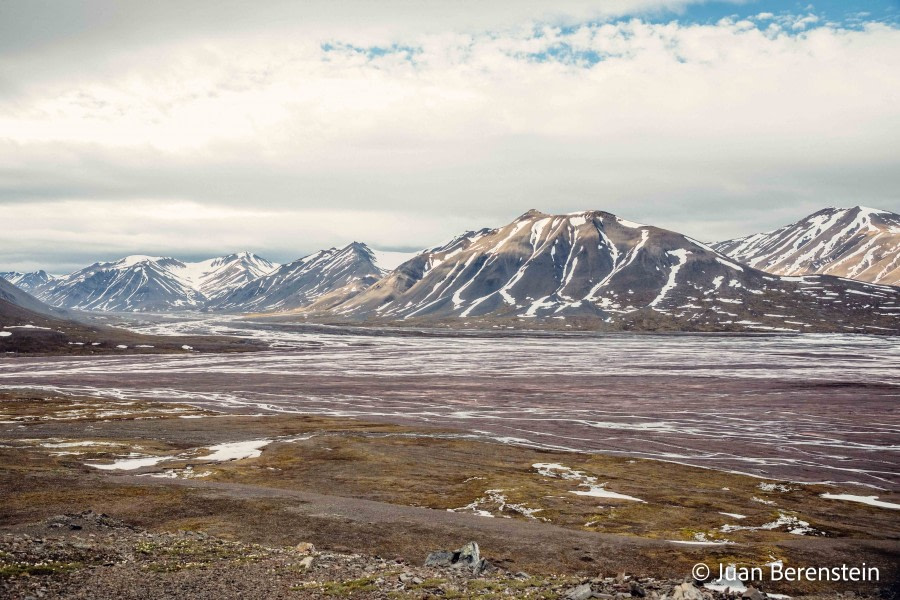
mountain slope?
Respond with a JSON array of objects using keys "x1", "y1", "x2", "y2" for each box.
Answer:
[
  {"x1": 314, "y1": 210, "x2": 899, "y2": 333},
  {"x1": 40, "y1": 256, "x2": 207, "y2": 312},
  {"x1": 713, "y1": 206, "x2": 900, "y2": 286},
  {"x1": 210, "y1": 243, "x2": 385, "y2": 313},
  {"x1": 37, "y1": 253, "x2": 277, "y2": 312},
  {"x1": 0, "y1": 276, "x2": 71, "y2": 321},
  {"x1": 0, "y1": 270, "x2": 56, "y2": 294},
  {"x1": 180, "y1": 252, "x2": 278, "y2": 300},
  {"x1": 0, "y1": 278, "x2": 264, "y2": 354}
]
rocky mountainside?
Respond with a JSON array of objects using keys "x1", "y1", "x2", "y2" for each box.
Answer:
[
  {"x1": 31, "y1": 253, "x2": 277, "y2": 312},
  {"x1": 0, "y1": 270, "x2": 56, "y2": 294},
  {"x1": 4, "y1": 210, "x2": 898, "y2": 331},
  {"x1": 314, "y1": 210, "x2": 900, "y2": 333},
  {"x1": 0, "y1": 276, "x2": 68, "y2": 322},
  {"x1": 210, "y1": 242, "x2": 388, "y2": 313},
  {"x1": 181, "y1": 252, "x2": 278, "y2": 300},
  {"x1": 713, "y1": 206, "x2": 900, "y2": 286}
]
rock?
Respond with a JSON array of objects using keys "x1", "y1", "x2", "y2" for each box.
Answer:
[
  {"x1": 456, "y1": 541, "x2": 480, "y2": 568},
  {"x1": 297, "y1": 555, "x2": 315, "y2": 570},
  {"x1": 742, "y1": 587, "x2": 765, "y2": 600},
  {"x1": 424, "y1": 541, "x2": 492, "y2": 575},
  {"x1": 295, "y1": 542, "x2": 315, "y2": 555},
  {"x1": 473, "y1": 558, "x2": 492, "y2": 576},
  {"x1": 424, "y1": 550, "x2": 455, "y2": 568},
  {"x1": 565, "y1": 582, "x2": 594, "y2": 600},
  {"x1": 672, "y1": 582, "x2": 704, "y2": 600}
]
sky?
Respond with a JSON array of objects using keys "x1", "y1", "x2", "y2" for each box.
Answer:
[{"x1": 1, "y1": 0, "x2": 898, "y2": 273}]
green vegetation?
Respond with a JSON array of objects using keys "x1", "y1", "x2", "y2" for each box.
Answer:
[{"x1": 0, "y1": 561, "x2": 83, "y2": 578}]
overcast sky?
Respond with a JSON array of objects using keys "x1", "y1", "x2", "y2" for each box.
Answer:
[{"x1": 1, "y1": 0, "x2": 899, "y2": 273}]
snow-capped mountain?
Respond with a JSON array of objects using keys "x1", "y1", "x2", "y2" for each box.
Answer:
[
  {"x1": 713, "y1": 206, "x2": 900, "y2": 286},
  {"x1": 314, "y1": 210, "x2": 900, "y2": 333},
  {"x1": 36, "y1": 252, "x2": 277, "y2": 312},
  {"x1": 210, "y1": 242, "x2": 388, "y2": 313},
  {"x1": 0, "y1": 270, "x2": 56, "y2": 294},
  {"x1": 179, "y1": 252, "x2": 278, "y2": 300}
]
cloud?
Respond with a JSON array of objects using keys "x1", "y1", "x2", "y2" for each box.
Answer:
[{"x1": 0, "y1": 3, "x2": 898, "y2": 272}]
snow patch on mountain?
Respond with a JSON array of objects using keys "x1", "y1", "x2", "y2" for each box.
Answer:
[
  {"x1": 714, "y1": 206, "x2": 900, "y2": 286},
  {"x1": 369, "y1": 249, "x2": 419, "y2": 271},
  {"x1": 0, "y1": 270, "x2": 57, "y2": 294},
  {"x1": 34, "y1": 252, "x2": 278, "y2": 312}
]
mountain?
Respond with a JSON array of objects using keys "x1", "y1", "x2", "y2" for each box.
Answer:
[
  {"x1": 36, "y1": 252, "x2": 277, "y2": 312},
  {"x1": 0, "y1": 276, "x2": 68, "y2": 320},
  {"x1": 210, "y1": 242, "x2": 388, "y2": 313},
  {"x1": 0, "y1": 277, "x2": 264, "y2": 354},
  {"x1": 0, "y1": 270, "x2": 56, "y2": 294},
  {"x1": 179, "y1": 252, "x2": 278, "y2": 300},
  {"x1": 309, "y1": 210, "x2": 899, "y2": 333},
  {"x1": 38, "y1": 256, "x2": 206, "y2": 312},
  {"x1": 713, "y1": 206, "x2": 900, "y2": 286},
  {"x1": 0, "y1": 277, "x2": 106, "y2": 352}
]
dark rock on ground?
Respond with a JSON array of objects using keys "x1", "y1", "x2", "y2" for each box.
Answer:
[{"x1": 424, "y1": 540, "x2": 492, "y2": 575}]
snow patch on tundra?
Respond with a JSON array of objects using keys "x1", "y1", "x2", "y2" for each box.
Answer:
[
  {"x1": 820, "y1": 493, "x2": 900, "y2": 510},
  {"x1": 198, "y1": 439, "x2": 272, "y2": 462},
  {"x1": 533, "y1": 463, "x2": 645, "y2": 503}
]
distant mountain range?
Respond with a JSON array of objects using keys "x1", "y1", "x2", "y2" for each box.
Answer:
[
  {"x1": 714, "y1": 206, "x2": 900, "y2": 286},
  {"x1": 30, "y1": 252, "x2": 278, "y2": 312},
  {"x1": 209, "y1": 243, "x2": 397, "y2": 313},
  {"x1": 1, "y1": 246, "x2": 415, "y2": 314},
  {"x1": 0, "y1": 270, "x2": 56, "y2": 294},
  {"x1": 0, "y1": 270, "x2": 262, "y2": 354},
  {"x1": 316, "y1": 209, "x2": 898, "y2": 333},
  {"x1": 2, "y1": 207, "x2": 898, "y2": 333}
]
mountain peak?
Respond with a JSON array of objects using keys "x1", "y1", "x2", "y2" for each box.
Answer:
[
  {"x1": 114, "y1": 255, "x2": 166, "y2": 268},
  {"x1": 33, "y1": 252, "x2": 278, "y2": 311},
  {"x1": 853, "y1": 205, "x2": 890, "y2": 216},
  {"x1": 209, "y1": 243, "x2": 384, "y2": 313},
  {"x1": 344, "y1": 241, "x2": 373, "y2": 253},
  {"x1": 714, "y1": 206, "x2": 900, "y2": 285},
  {"x1": 323, "y1": 207, "x2": 899, "y2": 333},
  {"x1": 518, "y1": 209, "x2": 549, "y2": 220},
  {"x1": 0, "y1": 270, "x2": 56, "y2": 295}
]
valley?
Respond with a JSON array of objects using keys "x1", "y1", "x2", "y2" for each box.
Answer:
[{"x1": 1, "y1": 207, "x2": 898, "y2": 598}]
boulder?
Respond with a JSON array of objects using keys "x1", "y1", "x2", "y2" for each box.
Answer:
[
  {"x1": 672, "y1": 582, "x2": 704, "y2": 600},
  {"x1": 565, "y1": 583, "x2": 594, "y2": 600},
  {"x1": 424, "y1": 541, "x2": 492, "y2": 575},
  {"x1": 424, "y1": 551, "x2": 455, "y2": 568}
]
